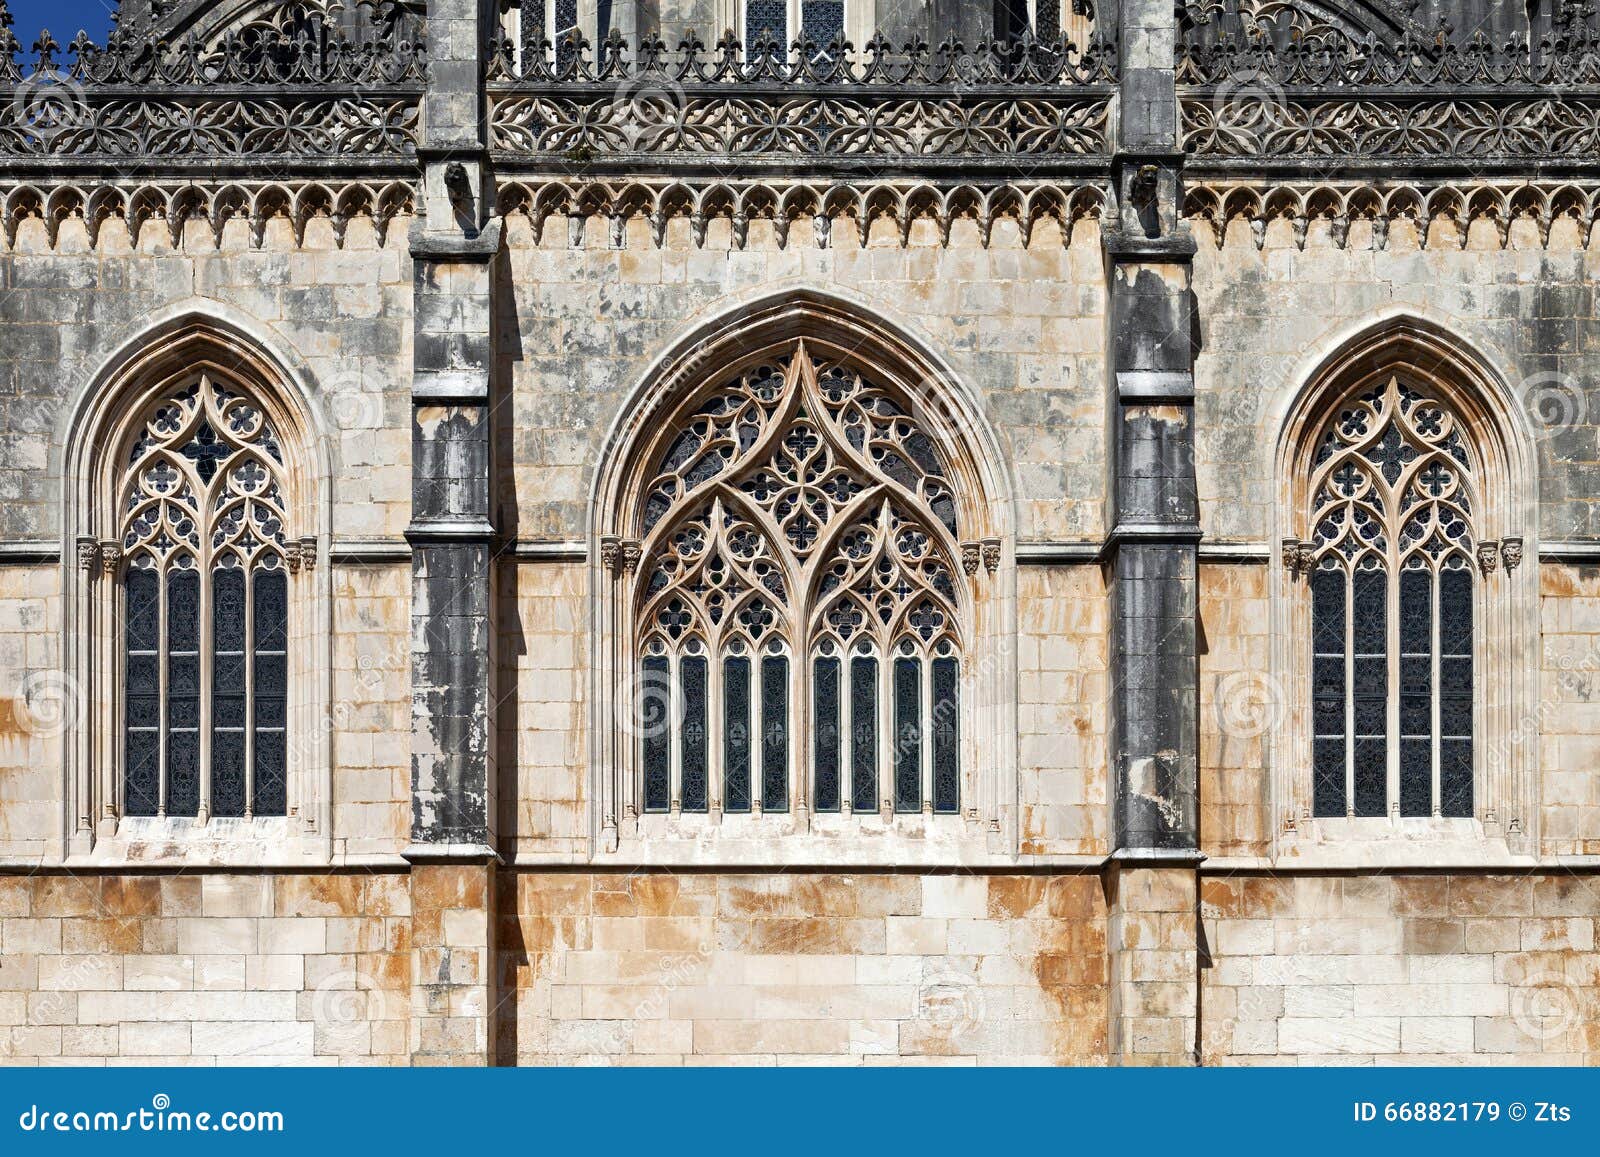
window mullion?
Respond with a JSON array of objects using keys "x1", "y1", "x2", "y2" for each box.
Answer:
[
  {"x1": 245, "y1": 566, "x2": 257, "y2": 819},
  {"x1": 157, "y1": 568, "x2": 169, "y2": 819},
  {"x1": 1343, "y1": 565, "x2": 1354, "y2": 817}
]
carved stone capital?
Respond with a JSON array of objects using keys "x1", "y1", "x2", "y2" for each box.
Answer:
[
  {"x1": 1477, "y1": 539, "x2": 1500, "y2": 576},
  {"x1": 1282, "y1": 538, "x2": 1316, "y2": 576},
  {"x1": 621, "y1": 541, "x2": 642, "y2": 573},
  {"x1": 76, "y1": 537, "x2": 98, "y2": 573},
  {"x1": 600, "y1": 535, "x2": 621, "y2": 574},
  {"x1": 98, "y1": 542, "x2": 121, "y2": 576},
  {"x1": 960, "y1": 542, "x2": 980, "y2": 575},
  {"x1": 298, "y1": 536, "x2": 318, "y2": 571},
  {"x1": 285, "y1": 542, "x2": 304, "y2": 573}
]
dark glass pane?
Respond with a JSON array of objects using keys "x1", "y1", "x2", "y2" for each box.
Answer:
[
  {"x1": 761, "y1": 655, "x2": 788, "y2": 812},
  {"x1": 1351, "y1": 570, "x2": 1387, "y2": 818},
  {"x1": 1310, "y1": 568, "x2": 1347, "y2": 817},
  {"x1": 746, "y1": 0, "x2": 786, "y2": 43},
  {"x1": 254, "y1": 729, "x2": 286, "y2": 816},
  {"x1": 126, "y1": 568, "x2": 160, "y2": 651},
  {"x1": 641, "y1": 655, "x2": 670, "y2": 812},
  {"x1": 211, "y1": 568, "x2": 247, "y2": 818},
  {"x1": 252, "y1": 571, "x2": 288, "y2": 817},
  {"x1": 1440, "y1": 568, "x2": 1474, "y2": 818},
  {"x1": 211, "y1": 730, "x2": 246, "y2": 818},
  {"x1": 166, "y1": 570, "x2": 200, "y2": 817},
  {"x1": 124, "y1": 568, "x2": 161, "y2": 816},
  {"x1": 1036, "y1": 0, "x2": 1062, "y2": 38},
  {"x1": 801, "y1": 0, "x2": 844, "y2": 44},
  {"x1": 932, "y1": 657, "x2": 959, "y2": 814},
  {"x1": 724, "y1": 656, "x2": 752, "y2": 813},
  {"x1": 850, "y1": 656, "x2": 877, "y2": 812},
  {"x1": 894, "y1": 658, "x2": 921, "y2": 812},
  {"x1": 1399, "y1": 570, "x2": 1432, "y2": 817},
  {"x1": 681, "y1": 656, "x2": 709, "y2": 813},
  {"x1": 813, "y1": 657, "x2": 841, "y2": 812}
]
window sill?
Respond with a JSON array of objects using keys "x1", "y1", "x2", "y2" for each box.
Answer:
[
  {"x1": 68, "y1": 816, "x2": 330, "y2": 868},
  {"x1": 613, "y1": 811, "x2": 1000, "y2": 866},
  {"x1": 1269, "y1": 816, "x2": 1530, "y2": 869}
]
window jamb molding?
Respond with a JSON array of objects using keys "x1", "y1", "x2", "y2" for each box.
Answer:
[
  {"x1": 1269, "y1": 318, "x2": 1539, "y2": 860},
  {"x1": 59, "y1": 319, "x2": 332, "y2": 866}
]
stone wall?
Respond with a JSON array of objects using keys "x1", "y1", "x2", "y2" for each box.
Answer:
[
  {"x1": 497, "y1": 872, "x2": 1109, "y2": 1065},
  {"x1": 0, "y1": 872, "x2": 412, "y2": 1066},
  {"x1": 1200, "y1": 873, "x2": 1600, "y2": 1064}
]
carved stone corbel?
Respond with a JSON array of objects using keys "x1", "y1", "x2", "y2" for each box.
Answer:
[
  {"x1": 600, "y1": 534, "x2": 621, "y2": 574},
  {"x1": 1477, "y1": 539, "x2": 1500, "y2": 577},
  {"x1": 981, "y1": 538, "x2": 1001, "y2": 575},
  {"x1": 960, "y1": 542, "x2": 980, "y2": 576},
  {"x1": 1501, "y1": 536, "x2": 1523, "y2": 572},
  {"x1": 621, "y1": 540, "x2": 642, "y2": 573},
  {"x1": 298, "y1": 536, "x2": 318, "y2": 571},
  {"x1": 98, "y1": 542, "x2": 121, "y2": 576},
  {"x1": 76, "y1": 537, "x2": 99, "y2": 573}
]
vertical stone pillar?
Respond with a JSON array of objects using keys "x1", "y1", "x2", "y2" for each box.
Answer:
[
  {"x1": 404, "y1": 0, "x2": 501, "y2": 1066},
  {"x1": 1101, "y1": 0, "x2": 1202, "y2": 1066}
]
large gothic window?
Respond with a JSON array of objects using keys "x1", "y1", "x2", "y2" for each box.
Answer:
[
  {"x1": 627, "y1": 344, "x2": 968, "y2": 819},
  {"x1": 119, "y1": 375, "x2": 290, "y2": 820},
  {"x1": 1304, "y1": 376, "x2": 1478, "y2": 820}
]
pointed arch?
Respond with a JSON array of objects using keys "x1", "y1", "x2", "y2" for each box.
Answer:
[
  {"x1": 58, "y1": 311, "x2": 332, "y2": 863},
  {"x1": 589, "y1": 288, "x2": 1015, "y2": 860},
  {"x1": 1270, "y1": 314, "x2": 1538, "y2": 858}
]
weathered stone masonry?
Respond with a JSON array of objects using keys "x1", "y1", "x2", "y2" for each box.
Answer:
[{"x1": 2, "y1": 0, "x2": 1600, "y2": 1065}]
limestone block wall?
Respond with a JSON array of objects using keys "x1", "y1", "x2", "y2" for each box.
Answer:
[
  {"x1": 1018, "y1": 564, "x2": 1109, "y2": 856},
  {"x1": 497, "y1": 562, "x2": 589, "y2": 860},
  {"x1": 0, "y1": 872, "x2": 412, "y2": 1066},
  {"x1": 497, "y1": 872, "x2": 1109, "y2": 1065},
  {"x1": 498, "y1": 216, "x2": 1109, "y2": 546},
  {"x1": 1198, "y1": 562, "x2": 1274, "y2": 860},
  {"x1": 1200, "y1": 874, "x2": 1600, "y2": 1065},
  {"x1": 0, "y1": 566, "x2": 61, "y2": 861},
  {"x1": 1191, "y1": 220, "x2": 1600, "y2": 546},
  {"x1": 1538, "y1": 562, "x2": 1600, "y2": 856},
  {"x1": 0, "y1": 215, "x2": 414, "y2": 546},
  {"x1": 330, "y1": 562, "x2": 413, "y2": 860}
]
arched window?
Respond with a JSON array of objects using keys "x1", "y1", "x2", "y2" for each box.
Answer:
[
  {"x1": 61, "y1": 318, "x2": 327, "y2": 861},
  {"x1": 1304, "y1": 376, "x2": 1477, "y2": 819},
  {"x1": 119, "y1": 375, "x2": 290, "y2": 819},
  {"x1": 629, "y1": 345, "x2": 965, "y2": 818},
  {"x1": 1273, "y1": 317, "x2": 1537, "y2": 853}
]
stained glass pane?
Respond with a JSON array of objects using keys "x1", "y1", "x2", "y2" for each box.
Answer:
[
  {"x1": 1439, "y1": 567, "x2": 1474, "y2": 818},
  {"x1": 641, "y1": 656, "x2": 670, "y2": 812},
  {"x1": 851, "y1": 656, "x2": 877, "y2": 812},
  {"x1": 761, "y1": 655, "x2": 788, "y2": 812},
  {"x1": 724, "y1": 656, "x2": 752, "y2": 813},
  {"x1": 166, "y1": 570, "x2": 200, "y2": 817},
  {"x1": 124, "y1": 568, "x2": 161, "y2": 817},
  {"x1": 932, "y1": 657, "x2": 959, "y2": 815},
  {"x1": 746, "y1": 0, "x2": 787, "y2": 44},
  {"x1": 1036, "y1": 0, "x2": 1062, "y2": 38},
  {"x1": 1311, "y1": 567, "x2": 1346, "y2": 817},
  {"x1": 1351, "y1": 569, "x2": 1386, "y2": 818},
  {"x1": 681, "y1": 656, "x2": 709, "y2": 812},
  {"x1": 211, "y1": 567, "x2": 247, "y2": 818},
  {"x1": 801, "y1": 0, "x2": 844, "y2": 45},
  {"x1": 813, "y1": 657, "x2": 841, "y2": 812},
  {"x1": 1399, "y1": 569, "x2": 1432, "y2": 818},
  {"x1": 894, "y1": 658, "x2": 921, "y2": 812},
  {"x1": 253, "y1": 570, "x2": 288, "y2": 817}
]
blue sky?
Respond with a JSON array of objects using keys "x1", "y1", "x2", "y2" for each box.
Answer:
[{"x1": 9, "y1": 0, "x2": 119, "y2": 45}]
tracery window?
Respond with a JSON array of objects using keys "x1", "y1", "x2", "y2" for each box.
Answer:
[
  {"x1": 626, "y1": 345, "x2": 968, "y2": 818},
  {"x1": 119, "y1": 375, "x2": 290, "y2": 820},
  {"x1": 1303, "y1": 376, "x2": 1478, "y2": 820}
]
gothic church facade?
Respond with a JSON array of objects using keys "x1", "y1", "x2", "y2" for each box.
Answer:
[{"x1": 0, "y1": 0, "x2": 1597, "y2": 1064}]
